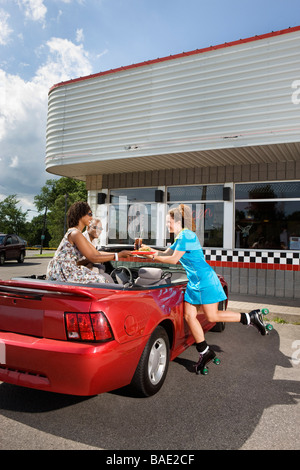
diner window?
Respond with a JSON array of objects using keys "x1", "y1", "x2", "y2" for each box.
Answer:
[
  {"x1": 108, "y1": 188, "x2": 158, "y2": 244},
  {"x1": 235, "y1": 182, "x2": 300, "y2": 250},
  {"x1": 167, "y1": 185, "x2": 224, "y2": 247}
]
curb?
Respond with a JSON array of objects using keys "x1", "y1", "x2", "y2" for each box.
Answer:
[{"x1": 228, "y1": 300, "x2": 300, "y2": 324}]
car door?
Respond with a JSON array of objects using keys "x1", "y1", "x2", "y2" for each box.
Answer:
[
  {"x1": 12, "y1": 235, "x2": 22, "y2": 260},
  {"x1": 4, "y1": 236, "x2": 15, "y2": 260}
]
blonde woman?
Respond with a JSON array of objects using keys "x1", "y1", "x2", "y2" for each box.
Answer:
[{"x1": 145, "y1": 204, "x2": 266, "y2": 374}]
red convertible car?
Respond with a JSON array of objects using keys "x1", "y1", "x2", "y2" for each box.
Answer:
[{"x1": 0, "y1": 249, "x2": 228, "y2": 397}]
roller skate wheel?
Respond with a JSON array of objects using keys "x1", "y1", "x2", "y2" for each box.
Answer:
[
  {"x1": 266, "y1": 323, "x2": 273, "y2": 331},
  {"x1": 201, "y1": 368, "x2": 209, "y2": 375},
  {"x1": 261, "y1": 308, "x2": 269, "y2": 315},
  {"x1": 213, "y1": 357, "x2": 221, "y2": 365}
]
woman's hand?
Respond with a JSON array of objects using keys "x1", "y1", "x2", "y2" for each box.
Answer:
[
  {"x1": 118, "y1": 250, "x2": 132, "y2": 258},
  {"x1": 149, "y1": 250, "x2": 184, "y2": 264}
]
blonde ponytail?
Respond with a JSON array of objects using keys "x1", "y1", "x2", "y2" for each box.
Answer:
[{"x1": 168, "y1": 204, "x2": 196, "y2": 231}]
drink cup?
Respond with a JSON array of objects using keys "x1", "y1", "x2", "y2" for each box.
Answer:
[{"x1": 135, "y1": 238, "x2": 142, "y2": 250}]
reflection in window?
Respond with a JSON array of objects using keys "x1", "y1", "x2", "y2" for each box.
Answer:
[
  {"x1": 167, "y1": 185, "x2": 224, "y2": 248},
  {"x1": 108, "y1": 188, "x2": 158, "y2": 244},
  {"x1": 235, "y1": 201, "x2": 300, "y2": 250},
  {"x1": 235, "y1": 182, "x2": 300, "y2": 199},
  {"x1": 168, "y1": 185, "x2": 223, "y2": 201},
  {"x1": 110, "y1": 188, "x2": 157, "y2": 203},
  {"x1": 167, "y1": 202, "x2": 224, "y2": 248}
]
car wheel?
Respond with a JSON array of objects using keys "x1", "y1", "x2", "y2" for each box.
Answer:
[
  {"x1": 18, "y1": 252, "x2": 25, "y2": 263},
  {"x1": 0, "y1": 253, "x2": 5, "y2": 266},
  {"x1": 131, "y1": 326, "x2": 170, "y2": 397},
  {"x1": 210, "y1": 300, "x2": 226, "y2": 332}
]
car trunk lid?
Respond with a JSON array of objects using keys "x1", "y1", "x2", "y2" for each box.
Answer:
[{"x1": 0, "y1": 279, "x2": 119, "y2": 340}]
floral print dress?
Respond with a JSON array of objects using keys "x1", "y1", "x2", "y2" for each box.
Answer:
[{"x1": 46, "y1": 228, "x2": 107, "y2": 284}]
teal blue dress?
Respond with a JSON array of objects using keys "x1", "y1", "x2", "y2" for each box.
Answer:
[{"x1": 170, "y1": 229, "x2": 227, "y2": 305}]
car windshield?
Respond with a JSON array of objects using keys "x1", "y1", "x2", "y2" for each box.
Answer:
[
  {"x1": 111, "y1": 258, "x2": 187, "y2": 273},
  {"x1": 0, "y1": 236, "x2": 5, "y2": 244}
]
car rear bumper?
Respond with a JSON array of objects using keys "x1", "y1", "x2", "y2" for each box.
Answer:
[{"x1": 0, "y1": 331, "x2": 144, "y2": 396}]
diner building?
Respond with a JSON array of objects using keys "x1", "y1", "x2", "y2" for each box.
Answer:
[{"x1": 46, "y1": 26, "x2": 300, "y2": 299}]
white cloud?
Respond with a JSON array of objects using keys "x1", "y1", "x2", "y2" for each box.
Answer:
[
  {"x1": 97, "y1": 48, "x2": 109, "y2": 59},
  {"x1": 9, "y1": 156, "x2": 19, "y2": 168},
  {"x1": 0, "y1": 37, "x2": 93, "y2": 199},
  {"x1": 0, "y1": 37, "x2": 92, "y2": 141},
  {"x1": 56, "y1": 0, "x2": 86, "y2": 4},
  {"x1": 76, "y1": 28, "x2": 84, "y2": 43},
  {"x1": 17, "y1": 0, "x2": 47, "y2": 23},
  {"x1": 35, "y1": 37, "x2": 92, "y2": 86},
  {"x1": 0, "y1": 9, "x2": 13, "y2": 45},
  {"x1": 0, "y1": 70, "x2": 30, "y2": 140}
]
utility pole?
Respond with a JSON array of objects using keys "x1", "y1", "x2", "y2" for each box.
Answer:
[
  {"x1": 63, "y1": 194, "x2": 69, "y2": 234},
  {"x1": 40, "y1": 205, "x2": 48, "y2": 255}
]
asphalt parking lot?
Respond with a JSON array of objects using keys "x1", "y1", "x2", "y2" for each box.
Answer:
[
  {"x1": 0, "y1": 321, "x2": 299, "y2": 450},
  {"x1": 0, "y1": 257, "x2": 299, "y2": 450}
]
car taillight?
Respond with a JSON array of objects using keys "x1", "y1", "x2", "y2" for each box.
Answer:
[{"x1": 65, "y1": 312, "x2": 113, "y2": 342}]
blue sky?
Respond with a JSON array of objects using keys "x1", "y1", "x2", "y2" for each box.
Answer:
[{"x1": 0, "y1": 0, "x2": 300, "y2": 215}]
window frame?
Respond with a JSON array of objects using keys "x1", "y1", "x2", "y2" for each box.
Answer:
[
  {"x1": 234, "y1": 180, "x2": 300, "y2": 251},
  {"x1": 107, "y1": 187, "x2": 159, "y2": 245},
  {"x1": 166, "y1": 183, "x2": 225, "y2": 248}
]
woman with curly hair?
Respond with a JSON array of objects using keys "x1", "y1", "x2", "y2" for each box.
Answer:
[
  {"x1": 47, "y1": 201, "x2": 130, "y2": 283},
  {"x1": 143, "y1": 204, "x2": 266, "y2": 374}
]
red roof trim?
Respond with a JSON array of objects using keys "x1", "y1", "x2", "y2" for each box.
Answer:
[{"x1": 49, "y1": 25, "x2": 300, "y2": 94}]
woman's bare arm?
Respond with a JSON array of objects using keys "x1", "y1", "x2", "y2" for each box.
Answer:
[{"x1": 68, "y1": 230, "x2": 130, "y2": 262}]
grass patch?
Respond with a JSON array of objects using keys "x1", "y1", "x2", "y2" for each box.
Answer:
[
  {"x1": 271, "y1": 316, "x2": 288, "y2": 324},
  {"x1": 30, "y1": 253, "x2": 54, "y2": 258}
]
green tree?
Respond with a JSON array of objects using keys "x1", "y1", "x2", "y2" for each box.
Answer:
[
  {"x1": 33, "y1": 177, "x2": 87, "y2": 247},
  {"x1": 24, "y1": 215, "x2": 51, "y2": 247},
  {"x1": 0, "y1": 195, "x2": 27, "y2": 236}
]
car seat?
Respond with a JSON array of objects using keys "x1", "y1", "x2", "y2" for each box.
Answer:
[{"x1": 97, "y1": 265, "x2": 114, "y2": 283}]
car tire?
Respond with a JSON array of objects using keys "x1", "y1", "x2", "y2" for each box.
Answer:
[
  {"x1": 0, "y1": 253, "x2": 5, "y2": 266},
  {"x1": 18, "y1": 252, "x2": 25, "y2": 263},
  {"x1": 210, "y1": 300, "x2": 226, "y2": 332},
  {"x1": 131, "y1": 326, "x2": 170, "y2": 397}
]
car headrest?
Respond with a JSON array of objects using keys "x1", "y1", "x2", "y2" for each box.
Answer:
[
  {"x1": 138, "y1": 267, "x2": 163, "y2": 280},
  {"x1": 135, "y1": 267, "x2": 171, "y2": 286}
]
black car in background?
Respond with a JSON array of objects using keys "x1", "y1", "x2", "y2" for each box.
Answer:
[{"x1": 0, "y1": 234, "x2": 26, "y2": 265}]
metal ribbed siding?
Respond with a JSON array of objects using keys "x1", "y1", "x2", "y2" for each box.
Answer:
[{"x1": 46, "y1": 28, "x2": 300, "y2": 176}]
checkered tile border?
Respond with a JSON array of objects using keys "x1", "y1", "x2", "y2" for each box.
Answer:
[{"x1": 204, "y1": 249, "x2": 300, "y2": 271}]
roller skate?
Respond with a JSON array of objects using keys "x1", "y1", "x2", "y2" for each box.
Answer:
[
  {"x1": 194, "y1": 348, "x2": 220, "y2": 375},
  {"x1": 249, "y1": 309, "x2": 267, "y2": 335},
  {"x1": 261, "y1": 308, "x2": 273, "y2": 333}
]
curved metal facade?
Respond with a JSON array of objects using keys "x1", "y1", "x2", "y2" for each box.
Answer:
[{"x1": 46, "y1": 27, "x2": 300, "y2": 179}]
